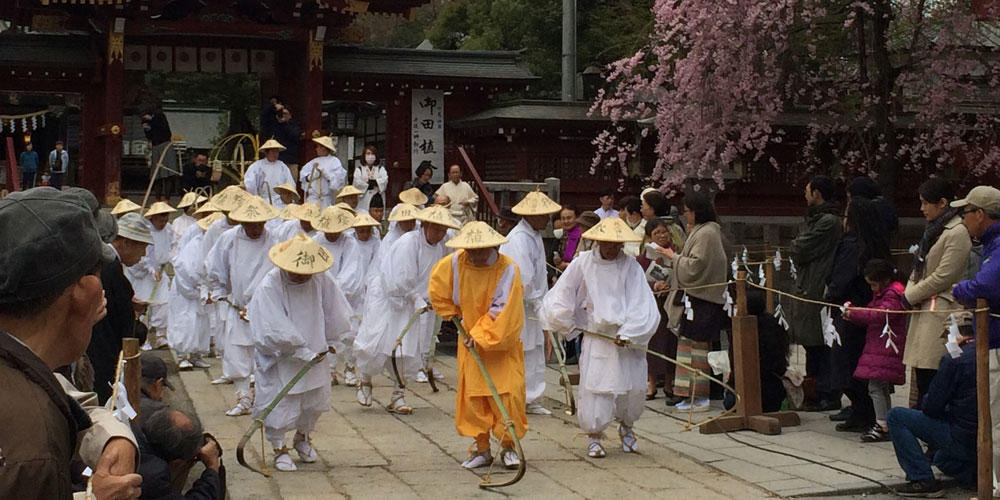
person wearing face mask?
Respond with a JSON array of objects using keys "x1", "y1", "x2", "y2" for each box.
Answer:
[{"x1": 352, "y1": 145, "x2": 389, "y2": 214}]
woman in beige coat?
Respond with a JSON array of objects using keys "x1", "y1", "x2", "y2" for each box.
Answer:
[{"x1": 902, "y1": 178, "x2": 971, "y2": 406}]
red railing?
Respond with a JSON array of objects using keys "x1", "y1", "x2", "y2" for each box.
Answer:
[{"x1": 458, "y1": 146, "x2": 499, "y2": 224}]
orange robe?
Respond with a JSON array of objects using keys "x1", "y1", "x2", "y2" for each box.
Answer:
[{"x1": 429, "y1": 249, "x2": 528, "y2": 449}]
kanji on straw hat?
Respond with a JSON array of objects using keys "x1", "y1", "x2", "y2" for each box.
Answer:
[
  {"x1": 335, "y1": 185, "x2": 363, "y2": 200},
  {"x1": 228, "y1": 195, "x2": 278, "y2": 223},
  {"x1": 312, "y1": 206, "x2": 355, "y2": 234},
  {"x1": 415, "y1": 205, "x2": 460, "y2": 229},
  {"x1": 110, "y1": 198, "x2": 141, "y2": 216},
  {"x1": 294, "y1": 202, "x2": 322, "y2": 221},
  {"x1": 388, "y1": 203, "x2": 418, "y2": 222},
  {"x1": 193, "y1": 201, "x2": 220, "y2": 216},
  {"x1": 197, "y1": 212, "x2": 224, "y2": 231},
  {"x1": 210, "y1": 185, "x2": 248, "y2": 212},
  {"x1": 269, "y1": 233, "x2": 334, "y2": 275},
  {"x1": 177, "y1": 191, "x2": 200, "y2": 209},
  {"x1": 512, "y1": 191, "x2": 561, "y2": 216},
  {"x1": 445, "y1": 221, "x2": 508, "y2": 249},
  {"x1": 352, "y1": 212, "x2": 381, "y2": 228},
  {"x1": 144, "y1": 201, "x2": 177, "y2": 218},
  {"x1": 259, "y1": 138, "x2": 286, "y2": 151},
  {"x1": 398, "y1": 187, "x2": 428, "y2": 205},
  {"x1": 582, "y1": 216, "x2": 642, "y2": 243},
  {"x1": 277, "y1": 203, "x2": 301, "y2": 221}
]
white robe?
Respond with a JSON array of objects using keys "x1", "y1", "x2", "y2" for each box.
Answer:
[
  {"x1": 275, "y1": 218, "x2": 315, "y2": 243},
  {"x1": 542, "y1": 249, "x2": 659, "y2": 433},
  {"x1": 171, "y1": 214, "x2": 196, "y2": 257},
  {"x1": 352, "y1": 163, "x2": 388, "y2": 213},
  {"x1": 354, "y1": 230, "x2": 448, "y2": 379},
  {"x1": 376, "y1": 224, "x2": 410, "y2": 266},
  {"x1": 201, "y1": 217, "x2": 235, "y2": 346},
  {"x1": 206, "y1": 226, "x2": 276, "y2": 348},
  {"x1": 313, "y1": 234, "x2": 366, "y2": 324},
  {"x1": 177, "y1": 221, "x2": 202, "y2": 252},
  {"x1": 354, "y1": 233, "x2": 381, "y2": 290},
  {"x1": 127, "y1": 221, "x2": 173, "y2": 332},
  {"x1": 168, "y1": 229, "x2": 209, "y2": 355},
  {"x1": 244, "y1": 158, "x2": 295, "y2": 209},
  {"x1": 299, "y1": 155, "x2": 346, "y2": 209}
]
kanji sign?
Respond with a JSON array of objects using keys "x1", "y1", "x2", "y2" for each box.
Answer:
[{"x1": 411, "y1": 89, "x2": 445, "y2": 184}]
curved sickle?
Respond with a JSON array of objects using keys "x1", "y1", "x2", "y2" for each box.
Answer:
[
  {"x1": 546, "y1": 330, "x2": 576, "y2": 416},
  {"x1": 452, "y1": 319, "x2": 526, "y2": 488},
  {"x1": 237, "y1": 352, "x2": 327, "y2": 477},
  {"x1": 390, "y1": 305, "x2": 433, "y2": 389}
]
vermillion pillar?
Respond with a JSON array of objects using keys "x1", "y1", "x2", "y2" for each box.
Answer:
[
  {"x1": 86, "y1": 26, "x2": 125, "y2": 204},
  {"x1": 302, "y1": 29, "x2": 325, "y2": 162}
]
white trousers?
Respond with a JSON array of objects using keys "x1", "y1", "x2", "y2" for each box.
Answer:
[
  {"x1": 260, "y1": 385, "x2": 331, "y2": 447},
  {"x1": 577, "y1": 387, "x2": 645, "y2": 436},
  {"x1": 223, "y1": 344, "x2": 254, "y2": 382},
  {"x1": 524, "y1": 345, "x2": 547, "y2": 404}
]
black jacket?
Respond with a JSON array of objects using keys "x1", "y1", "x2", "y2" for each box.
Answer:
[
  {"x1": 274, "y1": 120, "x2": 301, "y2": 165},
  {"x1": 88, "y1": 256, "x2": 143, "y2": 404},
  {"x1": 142, "y1": 112, "x2": 173, "y2": 147},
  {"x1": 923, "y1": 342, "x2": 978, "y2": 454},
  {"x1": 134, "y1": 426, "x2": 222, "y2": 500}
]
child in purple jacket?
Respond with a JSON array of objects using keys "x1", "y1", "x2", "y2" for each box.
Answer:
[{"x1": 842, "y1": 259, "x2": 907, "y2": 443}]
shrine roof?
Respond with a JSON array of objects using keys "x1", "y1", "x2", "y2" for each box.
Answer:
[
  {"x1": 449, "y1": 100, "x2": 607, "y2": 128},
  {"x1": 0, "y1": 34, "x2": 94, "y2": 69},
  {"x1": 324, "y1": 46, "x2": 538, "y2": 83}
]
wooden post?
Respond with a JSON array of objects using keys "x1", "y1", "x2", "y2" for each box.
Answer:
[
  {"x1": 976, "y1": 298, "x2": 993, "y2": 500},
  {"x1": 764, "y1": 243, "x2": 775, "y2": 314},
  {"x1": 122, "y1": 338, "x2": 141, "y2": 423}
]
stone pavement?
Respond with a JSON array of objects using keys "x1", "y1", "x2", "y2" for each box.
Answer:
[{"x1": 162, "y1": 345, "x2": 971, "y2": 499}]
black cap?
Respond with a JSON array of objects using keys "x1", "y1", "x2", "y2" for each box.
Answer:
[
  {"x1": 140, "y1": 354, "x2": 174, "y2": 390},
  {"x1": 498, "y1": 207, "x2": 519, "y2": 222},
  {"x1": 0, "y1": 187, "x2": 115, "y2": 305}
]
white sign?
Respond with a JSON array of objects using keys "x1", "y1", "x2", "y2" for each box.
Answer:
[{"x1": 411, "y1": 89, "x2": 445, "y2": 184}]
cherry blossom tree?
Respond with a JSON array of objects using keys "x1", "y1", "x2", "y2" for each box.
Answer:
[{"x1": 592, "y1": 0, "x2": 1000, "y2": 198}]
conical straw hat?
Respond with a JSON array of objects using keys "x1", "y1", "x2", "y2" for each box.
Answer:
[
  {"x1": 582, "y1": 216, "x2": 642, "y2": 243},
  {"x1": 194, "y1": 200, "x2": 220, "y2": 215},
  {"x1": 445, "y1": 221, "x2": 509, "y2": 249},
  {"x1": 415, "y1": 205, "x2": 460, "y2": 229},
  {"x1": 197, "y1": 212, "x2": 224, "y2": 231},
  {"x1": 111, "y1": 198, "x2": 141, "y2": 216},
  {"x1": 312, "y1": 136, "x2": 336, "y2": 153},
  {"x1": 144, "y1": 201, "x2": 177, "y2": 217},
  {"x1": 398, "y1": 187, "x2": 428, "y2": 205},
  {"x1": 388, "y1": 203, "x2": 418, "y2": 222},
  {"x1": 269, "y1": 233, "x2": 334, "y2": 275},
  {"x1": 293, "y1": 202, "x2": 322, "y2": 221},
  {"x1": 512, "y1": 191, "x2": 562, "y2": 216},
  {"x1": 228, "y1": 195, "x2": 278, "y2": 223},
  {"x1": 177, "y1": 191, "x2": 200, "y2": 209},
  {"x1": 352, "y1": 212, "x2": 381, "y2": 228},
  {"x1": 333, "y1": 202, "x2": 357, "y2": 215},
  {"x1": 312, "y1": 206, "x2": 355, "y2": 234},
  {"x1": 210, "y1": 185, "x2": 249, "y2": 212},
  {"x1": 259, "y1": 138, "x2": 286, "y2": 151},
  {"x1": 335, "y1": 185, "x2": 363, "y2": 200},
  {"x1": 273, "y1": 182, "x2": 301, "y2": 201},
  {"x1": 277, "y1": 203, "x2": 301, "y2": 221}
]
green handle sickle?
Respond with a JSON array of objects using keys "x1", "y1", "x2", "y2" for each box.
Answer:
[
  {"x1": 452, "y1": 318, "x2": 526, "y2": 488},
  {"x1": 546, "y1": 330, "x2": 576, "y2": 415}
]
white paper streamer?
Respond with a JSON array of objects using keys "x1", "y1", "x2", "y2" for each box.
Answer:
[
  {"x1": 945, "y1": 313, "x2": 963, "y2": 358},
  {"x1": 789, "y1": 259, "x2": 798, "y2": 281},
  {"x1": 822, "y1": 307, "x2": 841, "y2": 347},
  {"x1": 774, "y1": 302, "x2": 790, "y2": 330},
  {"x1": 758, "y1": 264, "x2": 766, "y2": 286},
  {"x1": 742, "y1": 246, "x2": 749, "y2": 264},
  {"x1": 880, "y1": 314, "x2": 899, "y2": 354},
  {"x1": 731, "y1": 256, "x2": 739, "y2": 278},
  {"x1": 773, "y1": 249, "x2": 782, "y2": 271},
  {"x1": 908, "y1": 244, "x2": 919, "y2": 255},
  {"x1": 684, "y1": 294, "x2": 695, "y2": 321},
  {"x1": 723, "y1": 289, "x2": 735, "y2": 317}
]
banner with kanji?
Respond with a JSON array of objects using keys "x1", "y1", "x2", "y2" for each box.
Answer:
[{"x1": 411, "y1": 89, "x2": 445, "y2": 184}]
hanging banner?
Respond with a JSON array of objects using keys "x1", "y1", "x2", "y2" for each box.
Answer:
[{"x1": 410, "y1": 89, "x2": 445, "y2": 184}]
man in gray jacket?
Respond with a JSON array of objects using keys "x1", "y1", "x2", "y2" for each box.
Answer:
[{"x1": 788, "y1": 175, "x2": 843, "y2": 411}]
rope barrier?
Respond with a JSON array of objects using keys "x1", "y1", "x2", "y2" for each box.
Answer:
[{"x1": 745, "y1": 280, "x2": 989, "y2": 316}]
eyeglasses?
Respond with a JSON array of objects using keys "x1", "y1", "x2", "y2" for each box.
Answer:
[{"x1": 961, "y1": 208, "x2": 981, "y2": 217}]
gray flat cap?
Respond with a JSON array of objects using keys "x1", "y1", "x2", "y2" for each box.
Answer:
[{"x1": 0, "y1": 187, "x2": 115, "y2": 304}]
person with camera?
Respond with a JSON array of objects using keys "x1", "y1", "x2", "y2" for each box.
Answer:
[{"x1": 135, "y1": 409, "x2": 224, "y2": 500}]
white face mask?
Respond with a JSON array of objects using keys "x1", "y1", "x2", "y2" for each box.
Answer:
[
  {"x1": 553, "y1": 228, "x2": 564, "y2": 239},
  {"x1": 365, "y1": 154, "x2": 376, "y2": 164}
]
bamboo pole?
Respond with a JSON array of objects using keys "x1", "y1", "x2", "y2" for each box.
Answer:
[
  {"x1": 122, "y1": 338, "x2": 141, "y2": 423},
  {"x1": 976, "y1": 298, "x2": 993, "y2": 500}
]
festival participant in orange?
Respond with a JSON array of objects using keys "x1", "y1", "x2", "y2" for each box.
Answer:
[{"x1": 428, "y1": 221, "x2": 527, "y2": 470}]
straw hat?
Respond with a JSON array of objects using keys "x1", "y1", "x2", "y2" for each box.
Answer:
[
  {"x1": 273, "y1": 183, "x2": 301, "y2": 202},
  {"x1": 259, "y1": 138, "x2": 286, "y2": 151},
  {"x1": 415, "y1": 205, "x2": 460, "y2": 229},
  {"x1": 111, "y1": 198, "x2": 142, "y2": 216},
  {"x1": 193, "y1": 201, "x2": 220, "y2": 216},
  {"x1": 276, "y1": 203, "x2": 301, "y2": 221},
  {"x1": 312, "y1": 206, "x2": 356, "y2": 234},
  {"x1": 197, "y1": 212, "x2": 224, "y2": 231},
  {"x1": 144, "y1": 201, "x2": 177, "y2": 218},
  {"x1": 312, "y1": 136, "x2": 336, "y2": 153},
  {"x1": 335, "y1": 185, "x2": 363, "y2": 200},
  {"x1": 333, "y1": 202, "x2": 357, "y2": 215},
  {"x1": 388, "y1": 203, "x2": 418, "y2": 222},
  {"x1": 446, "y1": 221, "x2": 509, "y2": 249},
  {"x1": 352, "y1": 212, "x2": 381, "y2": 228},
  {"x1": 582, "y1": 217, "x2": 642, "y2": 243},
  {"x1": 210, "y1": 185, "x2": 249, "y2": 212},
  {"x1": 228, "y1": 195, "x2": 278, "y2": 223},
  {"x1": 177, "y1": 192, "x2": 199, "y2": 209},
  {"x1": 269, "y1": 233, "x2": 334, "y2": 275},
  {"x1": 293, "y1": 202, "x2": 322, "y2": 221},
  {"x1": 512, "y1": 191, "x2": 561, "y2": 216},
  {"x1": 398, "y1": 187, "x2": 428, "y2": 205}
]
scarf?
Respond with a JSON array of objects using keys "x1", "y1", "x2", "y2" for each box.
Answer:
[
  {"x1": 562, "y1": 225, "x2": 582, "y2": 262},
  {"x1": 911, "y1": 206, "x2": 959, "y2": 281}
]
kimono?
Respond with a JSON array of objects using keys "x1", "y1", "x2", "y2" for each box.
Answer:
[
  {"x1": 352, "y1": 163, "x2": 389, "y2": 213},
  {"x1": 167, "y1": 229, "x2": 210, "y2": 357},
  {"x1": 126, "y1": 220, "x2": 173, "y2": 333},
  {"x1": 300, "y1": 155, "x2": 346, "y2": 209},
  {"x1": 244, "y1": 158, "x2": 295, "y2": 210},
  {"x1": 314, "y1": 233, "x2": 367, "y2": 368}
]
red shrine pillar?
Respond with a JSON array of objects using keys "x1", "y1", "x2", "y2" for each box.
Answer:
[
  {"x1": 82, "y1": 25, "x2": 125, "y2": 204},
  {"x1": 301, "y1": 30, "x2": 325, "y2": 160}
]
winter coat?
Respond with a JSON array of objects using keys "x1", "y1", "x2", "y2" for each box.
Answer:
[
  {"x1": 903, "y1": 216, "x2": 972, "y2": 369},
  {"x1": 849, "y1": 282, "x2": 907, "y2": 384},
  {"x1": 788, "y1": 202, "x2": 842, "y2": 346},
  {"x1": 923, "y1": 342, "x2": 978, "y2": 455},
  {"x1": 953, "y1": 221, "x2": 1000, "y2": 349}
]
